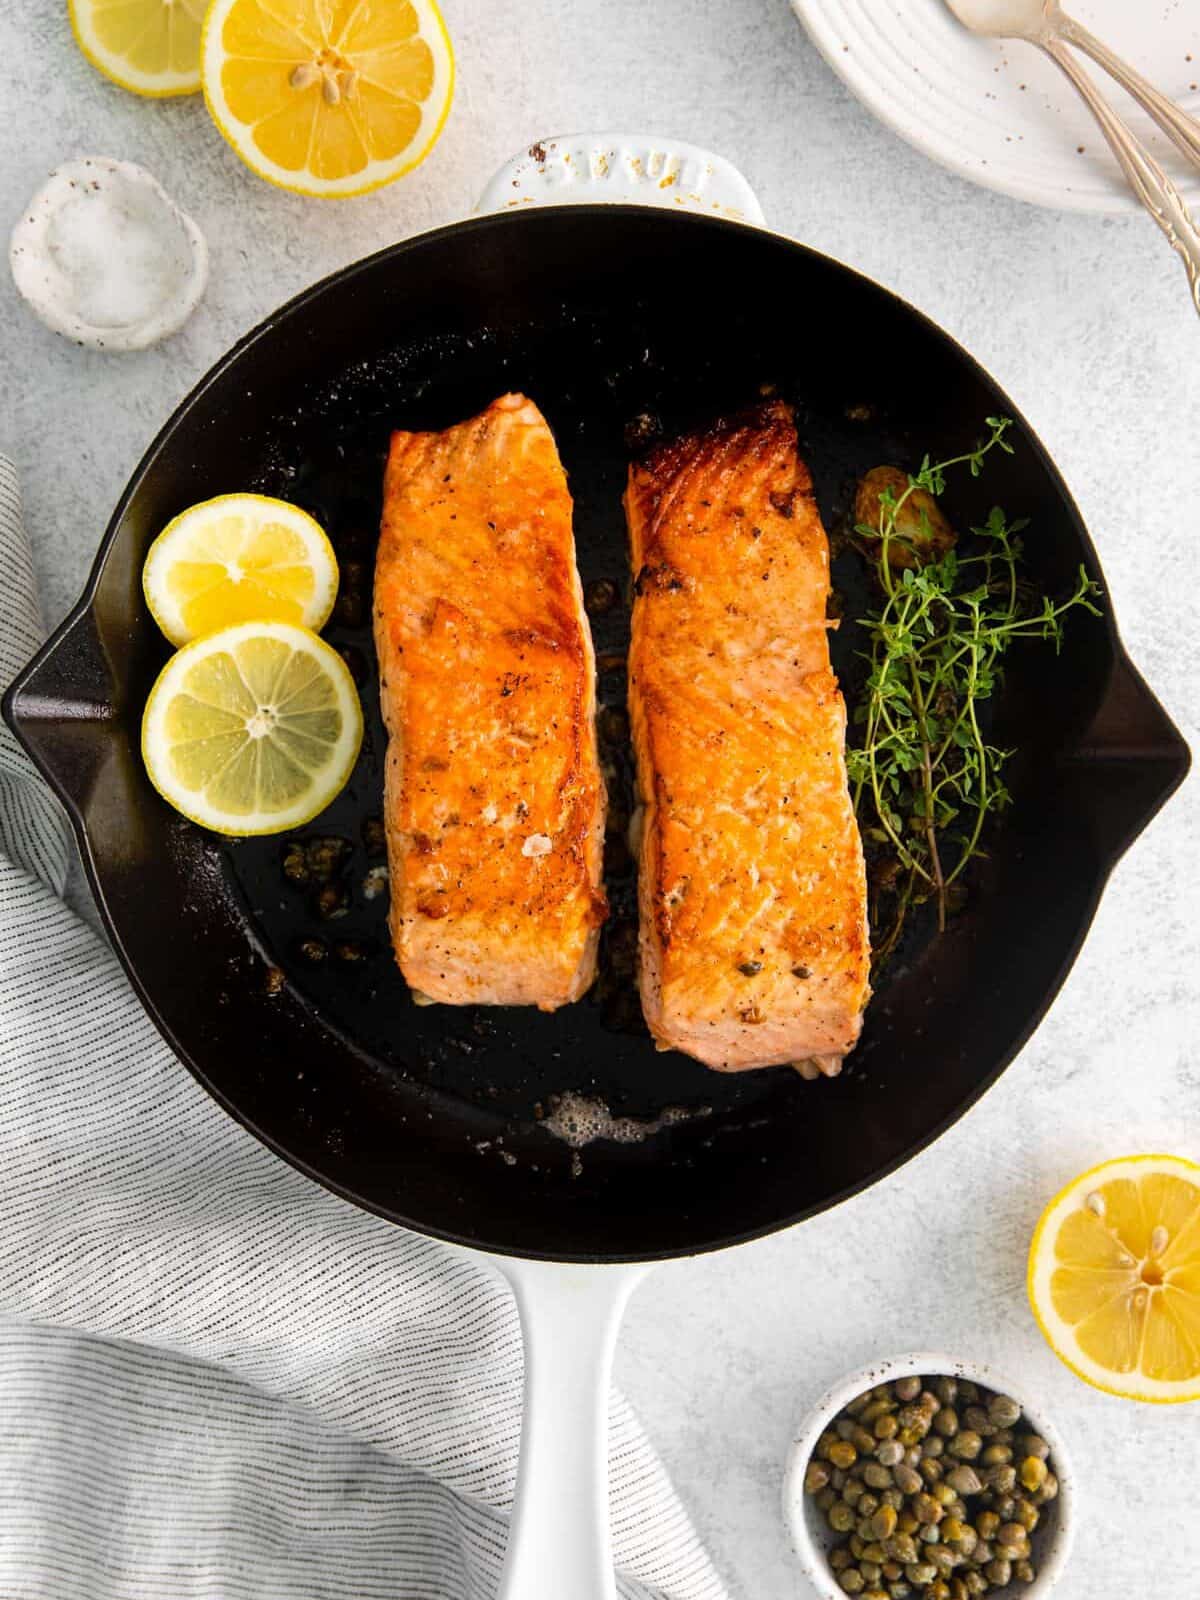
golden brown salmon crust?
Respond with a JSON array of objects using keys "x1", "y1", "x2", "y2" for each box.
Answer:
[
  {"x1": 375, "y1": 393, "x2": 607, "y2": 1010},
  {"x1": 626, "y1": 400, "x2": 870, "y2": 1071}
]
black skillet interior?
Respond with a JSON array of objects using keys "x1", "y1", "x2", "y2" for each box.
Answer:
[{"x1": 6, "y1": 208, "x2": 1189, "y2": 1261}]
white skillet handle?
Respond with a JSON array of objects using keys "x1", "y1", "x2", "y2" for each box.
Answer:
[
  {"x1": 493, "y1": 1255, "x2": 651, "y2": 1600},
  {"x1": 476, "y1": 134, "x2": 765, "y2": 224}
]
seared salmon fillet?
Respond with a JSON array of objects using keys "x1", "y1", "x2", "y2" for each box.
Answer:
[
  {"x1": 375, "y1": 393, "x2": 606, "y2": 1009},
  {"x1": 625, "y1": 401, "x2": 869, "y2": 1072}
]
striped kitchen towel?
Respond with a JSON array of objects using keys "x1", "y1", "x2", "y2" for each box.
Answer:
[{"x1": 0, "y1": 456, "x2": 727, "y2": 1600}]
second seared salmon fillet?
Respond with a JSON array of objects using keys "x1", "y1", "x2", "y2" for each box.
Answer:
[
  {"x1": 626, "y1": 400, "x2": 869, "y2": 1072},
  {"x1": 375, "y1": 393, "x2": 606, "y2": 1010}
]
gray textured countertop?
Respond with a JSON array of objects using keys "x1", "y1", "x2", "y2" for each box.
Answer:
[{"x1": 2, "y1": 1, "x2": 1197, "y2": 1596}]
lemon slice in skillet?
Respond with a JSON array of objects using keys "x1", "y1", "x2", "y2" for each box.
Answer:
[
  {"x1": 142, "y1": 621, "x2": 362, "y2": 836},
  {"x1": 1028, "y1": 1153, "x2": 1200, "y2": 1402},
  {"x1": 143, "y1": 494, "x2": 338, "y2": 647}
]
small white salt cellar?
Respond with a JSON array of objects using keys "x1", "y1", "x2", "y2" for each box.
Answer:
[{"x1": 10, "y1": 157, "x2": 208, "y2": 352}]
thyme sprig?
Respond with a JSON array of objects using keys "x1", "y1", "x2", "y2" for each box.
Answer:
[{"x1": 846, "y1": 418, "x2": 1102, "y2": 964}]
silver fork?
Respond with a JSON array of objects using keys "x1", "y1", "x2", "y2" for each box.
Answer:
[{"x1": 942, "y1": 0, "x2": 1200, "y2": 315}]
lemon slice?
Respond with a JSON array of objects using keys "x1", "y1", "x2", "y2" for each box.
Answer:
[
  {"x1": 70, "y1": 0, "x2": 205, "y2": 96},
  {"x1": 142, "y1": 621, "x2": 362, "y2": 835},
  {"x1": 1028, "y1": 1153, "x2": 1200, "y2": 1403},
  {"x1": 201, "y1": 0, "x2": 454, "y2": 199},
  {"x1": 143, "y1": 494, "x2": 339, "y2": 647}
]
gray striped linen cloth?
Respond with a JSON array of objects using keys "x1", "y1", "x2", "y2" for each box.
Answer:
[{"x1": 0, "y1": 457, "x2": 729, "y2": 1600}]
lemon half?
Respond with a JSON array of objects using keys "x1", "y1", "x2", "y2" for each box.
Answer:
[
  {"x1": 142, "y1": 620, "x2": 362, "y2": 835},
  {"x1": 1028, "y1": 1153, "x2": 1200, "y2": 1403},
  {"x1": 201, "y1": 0, "x2": 454, "y2": 199},
  {"x1": 70, "y1": 0, "x2": 205, "y2": 96},
  {"x1": 143, "y1": 493, "x2": 339, "y2": 648}
]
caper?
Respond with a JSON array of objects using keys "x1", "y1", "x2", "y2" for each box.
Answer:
[
  {"x1": 845, "y1": 1393, "x2": 870, "y2": 1417},
  {"x1": 850, "y1": 1535, "x2": 867, "y2": 1559},
  {"x1": 985, "y1": 1558, "x2": 1012, "y2": 1588},
  {"x1": 963, "y1": 1574, "x2": 986, "y2": 1596},
  {"x1": 934, "y1": 1377, "x2": 958, "y2": 1406},
  {"x1": 897, "y1": 1405, "x2": 931, "y2": 1436},
  {"x1": 949, "y1": 1581, "x2": 969, "y2": 1600},
  {"x1": 886, "y1": 1533, "x2": 919, "y2": 1565},
  {"x1": 864, "y1": 1464, "x2": 894, "y2": 1490},
  {"x1": 918, "y1": 1391, "x2": 940, "y2": 1415},
  {"x1": 817, "y1": 1487, "x2": 837, "y2": 1512},
  {"x1": 804, "y1": 1461, "x2": 831, "y2": 1494},
  {"x1": 949, "y1": 1524, "x2": 978, "y2": 1560},
  {"x1": 931, "y1": 1483, "x2": 956, "y2": 1507},
  {"x1": 882, "y1": 1563, "x2": 902, "y2": 1583},
  {"x1": 831, "y1": 1547, "x2": 854, "y2": 1571},
  {"x1": 1033, "y1": 1471, "x2": 1059, "y2": 1506},
  {"x1": 986, "y1": 1394, "x2": 1021, "y2": 1429},
  {"x1": 1019, "y1": 1455, "x2": 1047, "y2": 1492},
  {"x1": 996, "y1": 1522, "x2": 1026, "y2": 1549},
  {"x1": 829, "y1": 1441, "x2": 858, "y2": 1470},
  {"x1": 1012, "y1": 1499, "x2": 1039, "y2": 1533},
  {"x1": 919, "y1": 1524, "x2": 941, "y2": 1545},
  {"x1": 862, "y1": 1398, "x2": 896, "y2": 1423},
  {"x1": 897, "y1": 1509, "x2": 919, "y2": 1536},
  {"x1": 928, "y1": 1581, "x2": 951, "y2": 1600},
  {"x1": 940, "y1": 1517, "x2": 966, "y2": 1545},
  {"x1": 863, "y1": 1590, "x2": 890, "y2": 1600},
  {"x1": 980, "y1": 1444, "x2": 1011, "y2": 1467},
  {"x1": 919, "y1": 1458, "x2": 944, "y2": 1486},
  {"x1": 975, "y1": 1511, "x2": 1000, "y2": 1540},
  {"x1": 956, "y1": 1381, "x2": 979, "y2": 1404},
  {"x1": 832, "y1": 1469, "x2": 848, "y2": 1491},
  {"x1": 990, "y1": 1428, "x2": 1014, "y2": 1449},
  {"x1": 982, "y1": 1465, "x2": 1016, "y2": 1495},
  {"x1": 1020, "y1": 1434, "x2": 1050, "y2": 1461},
  {"x1": 972, "y1": 1541, "x2": 993, "y2": 1568},
  {"x1": 993, "y1": 1495, "x2": 1018, "y2": 1523},
  {"x1": 947, "y1": 1431, "x2": 982, "y2": 1461},
  {"x1": 913, "y1": 1493, "x2": 943, "y2": 1526},
  {"x1": 829, "y1": 1501, "x2": 856, "y2": 1533},
  {"x1": 852, "y1": 1425, "x2": 878, "y2": 1454},
  {"x1": 922, "y1": 1435, "x2": 946, "y2": 1459},
  {"x1": 1014, "y1": 1559, "x2": 1036, "y2": 1584},
  {"x1": 894, "y1": 1377, "x2": 922, "y2": 1402},
  {"x1": 897, "y1": 1426, "x2": 924, "y2": 1448},
  {"x1": 861, "y1": 1561, "x2": 883, "y2": 1585},
  {"x1": 943, "y1": 1466, "x2": 981, "y2": 1497},
  {"x1": 904, "y1": 1564, "x2": 937, "y2": 1587},
  {"x1": 888, "y1": 1583, "x2": 912, "y2": 1600},
  {"x1": 877, "y1": 1440, "x2": 905, "y2": 1467},
  {"x1": 859, "y1": 1493, "x2": 880, "y2": 1517},
  {"x1": 858, "y1": 1517, "x2": 877, "y2": 1542},
  {"x1": 839, "y1": 1572, "x2": 865, "y2": 1596},
  {"x1": 875, "y1": 1414, "x2": 900, "y2": 1442},
  {"x1": 871, "y1": 1506, "x2": 899, "y2": 1541},
  {"x1": 962, "y1": 1407, "x2": 995, "y2": 1438},
  {"x1": 893, "y1": 1465, "x2": 923, "y2": 1496},
  {"x1": 932, "y1": 1408, "x2": 959, "y2": 1439},
  {"x1": 837, "y1": 1419, "x2": 860, "y2": 1442},
  {"x1": 928, "y1": 1544, "x2": 956, "y2": 1574},
  {"x1": 882, "y1": 1489, "x2": 904, "y2": 1511},
  {"x1": 945, "y1": 1499, "x2": 968, "y2": 1523},
  {"x1": 845, "y1": 1478, "x2": 866, "y2": 1506}
]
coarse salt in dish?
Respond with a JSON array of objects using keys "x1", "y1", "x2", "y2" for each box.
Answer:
[{"x1": 9, "y1": 157, "x2": 208, "y2": 352}]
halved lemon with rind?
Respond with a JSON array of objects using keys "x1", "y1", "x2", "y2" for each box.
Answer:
[
  {"x1": 143, "y1": 494, "x2": 338, "y2": 647},
  {"x1": 142, "y1": 621, "x2": 362, "y2": 835},
  {"x1": 201, "y1": 0, "x2": 454, "y2": 198},
  {"x1": 70, "y1": 0, "x2": 205, "y2": 96},
  {"x1": 1028, "y1": 1153, "x2": 1200, "y2": 1403}
]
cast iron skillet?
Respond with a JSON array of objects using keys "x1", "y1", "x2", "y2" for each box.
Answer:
[{"x1": 4, "y1": 206, "x2": 1188, "y2": 1263}]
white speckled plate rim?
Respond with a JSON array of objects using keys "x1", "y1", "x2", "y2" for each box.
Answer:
[{"x1": 789, "y1": 0, "x2": 1200, "y2": 215}]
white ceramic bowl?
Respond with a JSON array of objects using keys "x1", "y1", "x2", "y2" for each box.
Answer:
[
  {"x1": 789, "y1": 0, "x2": 1200, "y2": 215},
  {"x1": 783, "y1": 1352, "x2": 1075, "y2": 1598}
]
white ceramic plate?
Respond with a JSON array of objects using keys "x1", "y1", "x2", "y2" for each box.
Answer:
[{"x1": 790, "y1": 0, "x2": 1200, "y2": 213}]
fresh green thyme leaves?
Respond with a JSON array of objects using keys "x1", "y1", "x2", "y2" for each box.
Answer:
[{"x1": 847, "y1": 418, "x2": 1103, "y2": 965}]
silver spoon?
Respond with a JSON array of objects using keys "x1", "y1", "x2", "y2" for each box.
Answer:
[{"x1": 943, "y1": 0, "x2": 1200, "y2": 314}]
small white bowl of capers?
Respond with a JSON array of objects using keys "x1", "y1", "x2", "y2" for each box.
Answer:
[{"x1": 783, "y1": 1353, "x2": 1074, "y2": 1600}]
